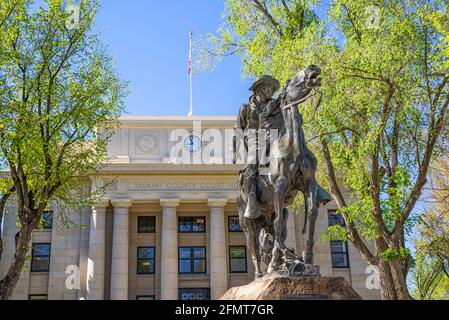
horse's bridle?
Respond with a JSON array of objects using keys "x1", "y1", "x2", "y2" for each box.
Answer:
[
  {"x1": 280, "y1": 72, "x2": 321, "y2": 110},
  {"x1": 281, "y1": 89, "x2": 318, "y2": 110}
]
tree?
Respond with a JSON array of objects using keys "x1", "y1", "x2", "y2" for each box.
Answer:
[
  {"x1": 0, "y1": 0, "x2": 127, "y2": 299},
  {"x1": 0, "y1": 1, "x2": 24, "y2": 33},
  {"x1": 410, "y1": 250, "x2": 448, "y2": 300},
  {"x1": 428, "y1": 8, "x2": 449, "y2": 68},
  {"x1": 0, "y1": 1, "x2": 26, "y2": 63},
  {"x1": 205, "y1": 0, "x2": 449, "y2": 299},
  {"x1": 409, "y1": 133, "x2": 449, "y2": 300},
  {"x1": 417, "y1": 147, "x2": 449, "y2": 267},
  {"x1": 0, "y1": 0, "x2": 27, "y2": 266}
]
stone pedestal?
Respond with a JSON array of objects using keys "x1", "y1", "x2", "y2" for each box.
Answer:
[{"x1": 220, "y1": 275, "x2": 361, "y2": 300}]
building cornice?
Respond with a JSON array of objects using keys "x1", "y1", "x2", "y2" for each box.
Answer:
[
  {"x1": 98, "y1": 163, "x2": 243, "y2": 177},
  {"x1": 99, "y1": 172, "x2": 239, "y2": 177},
  {"x1": 116, "y1": 116, "x2": 236, "y2": 128}
]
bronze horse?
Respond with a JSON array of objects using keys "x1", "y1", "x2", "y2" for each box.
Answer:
[{"x1": 237, "y1": 65, "x2": 331, "y2": 278}]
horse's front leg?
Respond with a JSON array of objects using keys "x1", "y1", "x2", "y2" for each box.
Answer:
[
  {"x1": 243, "y1": 218, "x2": 263, "y2": 279},
  {"x1": 303, "y1": 178, "x2": 318, "y2": 264},
  {"x1": 239, "y1": 195, "x2": 262, "y2": 279},
  {"x1": 267, "y1": 177, "x2": 287, "y2": 273}
]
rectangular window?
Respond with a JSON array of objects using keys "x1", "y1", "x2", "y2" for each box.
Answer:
[
  {"x1": 178, "y1": 247, "x2": 206, "y2": 274},
  {"x1": 138, "y1": 216, "x2": 156, "y2": 233},
  {"x1": 328, "y1": 210, "x2": 350, "y2": 268},
  {"x1": 137, "y1": 247, "x2": 155, "y2": 274},
  {"x1": 328, "y1": 210, "x2": 345, "y2": 227},
  {"x1": 136, "y1": 295, "x2": 155, "y2": 300},
  {"x1": 229, "y1": 246, "x2": 247, "y2": 273},
  {"x1": 178, "y1": 216, "x2": 206, "y2": 233},
  {"x1": 31, "y1": 243, "x2": 51, "y2": 272},
  {"x1": 330, "y1": 241, "x2": 350, "y2": 268},
  {"x1": 228, "y1": 216, "x2": 242, "y2": 232},
  {"x1": 29, "y1": 295, "x2": 48, "y2": 300},
  {"x1": 36, "y1": 211, "x2": 53, "y2": 230},
  {"x1": 178, "y1": 288, "x2": 210, "y2": 300}
]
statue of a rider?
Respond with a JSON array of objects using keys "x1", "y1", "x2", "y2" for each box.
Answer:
[
  {"x1": 234, "y1": 75, "x2": 281, "y2": 219},
  {"x1": 234, "y1": 70, "x2": 330, "y2": 221},
  {"x1": 234, "y1": 66, "x2": 333, "y2": 279}
]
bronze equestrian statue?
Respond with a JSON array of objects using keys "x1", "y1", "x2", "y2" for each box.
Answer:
[{"x1": 234, "y1": 65, "x2": 332, "y2": 278}]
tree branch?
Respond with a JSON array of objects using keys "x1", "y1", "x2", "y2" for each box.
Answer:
[
  {"x1": 320, "y1": 139, "x2": 378, "y2": 265},
  {"x1": 370, "y1": 84, "x2": 395, "y2": 241},
  {"x1": 423, "y1": 25, "x2": 433, "y2": 106},
  {"x1": 280, "y1": 0, "x2": 290, "y2": 15},
  {"x1": 398, "y1": 93, "x2": 449, "y2": 231},
  {"x1": 0, "y1": 0, "x2": 21, "y2": 29},
  {"x1": 251, "y1": 0, "x2": 284, "y2": 37},
  {"x1": 342, "y1": 4, "x2": 362, "y2": 43}
]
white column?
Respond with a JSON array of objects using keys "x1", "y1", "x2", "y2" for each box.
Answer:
[
  {"x1": 86, "y1": 200, "x2": 109, "y2": 300},
  {"x1": 285, "y1": 209, "x2": 297, "y2": 252},
  {"x1": 110, "y1": 199, "x2": 132, "y2": 300},
  {"x1": 160, "y1": 198, "x2": 180, "y2": 300},
  {"x1": 208, "y1": 198, "x2": 228, "y2": 300}
]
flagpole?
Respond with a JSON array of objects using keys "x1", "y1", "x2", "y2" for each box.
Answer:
[{"x1": 188, "y1": 31, "x2": 193, "y2": 117}]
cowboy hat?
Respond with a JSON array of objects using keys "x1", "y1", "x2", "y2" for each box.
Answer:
[{"x1": 249, "y1": 75, "x2": 280, "y2": 92}]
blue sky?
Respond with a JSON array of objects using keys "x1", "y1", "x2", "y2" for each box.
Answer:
[{"x1": 95, "y1": 0, "x2": 252, "y2": 116}]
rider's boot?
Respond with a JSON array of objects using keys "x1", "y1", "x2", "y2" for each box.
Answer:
[{"x1": 244, "y1": 191, "x2": 261, "y2": 219}]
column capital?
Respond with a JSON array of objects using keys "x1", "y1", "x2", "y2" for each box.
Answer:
[
  {"x1": 111, "y1": 198, "x2": 132, "y2": 208},
  {"x1": 93, "y1": 199, "x2": 110, "y2": 210},
  {"x1": 207, "y1": 198, "x2": 228, "y2": 208},
  {"x1": 160, "y1": 198, "x2": 180, "y2": 208}
]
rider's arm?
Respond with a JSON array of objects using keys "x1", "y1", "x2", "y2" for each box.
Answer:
[
  {"x1": 233, "y1": 104, "x2": 248, "y2": 164},
  {"x1": 235, "y1": 104, "x2": 248, "y2": 130}
]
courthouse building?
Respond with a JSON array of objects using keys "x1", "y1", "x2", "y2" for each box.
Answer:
[{"x1": 0, "y1": 116, "x2": 380, "y2": 300}]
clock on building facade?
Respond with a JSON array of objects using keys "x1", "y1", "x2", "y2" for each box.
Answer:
[{"x1": 184, "y1": 135, "x2": 202, "y2": 153}]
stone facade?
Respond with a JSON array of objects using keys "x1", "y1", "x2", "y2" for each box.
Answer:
[{"x1": 0, "y1": 116, "x2": 381, "y2": 300}]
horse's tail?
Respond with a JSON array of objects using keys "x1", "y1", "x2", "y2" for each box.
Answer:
[{"x1": 302, "y1": 197, "x2": 308, "y2": 234}]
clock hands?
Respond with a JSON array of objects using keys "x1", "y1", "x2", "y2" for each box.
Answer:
[{"x1": 185, "y1": 135, "x2": 202, "y2": 152}]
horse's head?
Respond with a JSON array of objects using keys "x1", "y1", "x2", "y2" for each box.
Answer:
[{"x1": 283, "y1": 65, "x2": 321, "y2": 103}]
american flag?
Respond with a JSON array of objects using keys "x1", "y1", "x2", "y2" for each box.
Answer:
[{"x1": 188, "y1": 31, "x2": 193, "y2": 75}]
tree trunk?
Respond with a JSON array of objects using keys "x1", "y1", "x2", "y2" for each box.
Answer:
[
  {"x1": 389, "y1": 260, "x2": 411, "y2": 300},
  {"x1": 378, "y1": 259, "x2": 411, "y2": 300},
  {"x1": 0, "y1": 223, "x2": 35, "y2": 300},
  {"x1": 378, "y1": 259, "x2": 398, "y2": 300}
]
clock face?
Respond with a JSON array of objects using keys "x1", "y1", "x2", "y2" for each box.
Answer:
[{"x1": 184, "y1": 135, "x2": 202, "y2": 153}]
